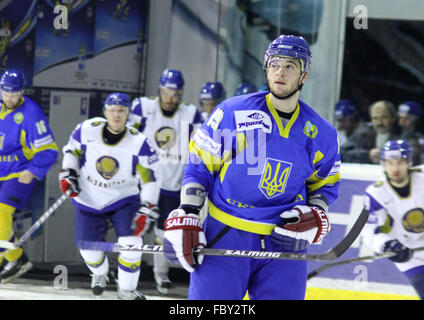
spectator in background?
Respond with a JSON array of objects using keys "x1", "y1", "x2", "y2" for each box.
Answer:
[
  {"x1": 398, "y1": 101, "x2": 424, "y2": 162},
  {"x1": 199, "y1": 82, "x2": 225, "y2": 120},
  {"x1": 398, "y1": 101, "x2": 423, "y2": 133},
  {"x1": 234, "y1": 82, "x2": 257, "y2": 96},
  {"x1": 368, "y1": 100, "x2": 421, "y2": 164},
  {"x1": 339, "y1": 100, "x2": 421, "y2": 165},
  {"x1": 334, "y1": 99, "x2": 360, "y2": 146}
]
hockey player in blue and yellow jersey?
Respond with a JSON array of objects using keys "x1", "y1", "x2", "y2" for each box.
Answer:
[
  {"x1": 163, "y1": 35, "x2": 341, "y2": 299},
  {"x1": 0, "y1": 69, "x2": 58, "y2": 283}
]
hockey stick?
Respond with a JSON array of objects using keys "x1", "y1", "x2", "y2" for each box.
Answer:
[
  {"x1": 78, "y1": 208, "x2": 369, "y2": 262},
  {"x1": 307, "y1": 245, "x2": 424, "y2": 280},
  {"x1": 0, "y1": 191, "x2": 70, "y2": 250}
]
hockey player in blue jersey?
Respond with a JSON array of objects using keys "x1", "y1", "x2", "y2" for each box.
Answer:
[
  {"x1": 0, "y1": 69, "x2": 58, "y2": 283},
  {"x1": 162, "y1": 35, "x2": 341, "y2": 300}
]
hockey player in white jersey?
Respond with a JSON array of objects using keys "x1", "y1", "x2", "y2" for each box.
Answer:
[
  {"x1": 362, "y1": 139, "x2": 424, "y2": 299},
  {"x1": 59, "y1": 93, "x2": 160, "y2": 300},
  {"x1": 128, "y1": 69, "x2": 203, "y2": 294}
]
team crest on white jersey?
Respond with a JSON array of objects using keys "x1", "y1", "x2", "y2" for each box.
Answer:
[
  {"x1": 402, "y1": 208, "x2": 424, "y2": 233},
  {"x1": 258, "y1": 158, "x2": 292, "y2": 199},
  {"x1": 155, "y1": 127, "x2": 176, "y2": 149},
  {"x1": 235, "y1": 110, "x2": 272, "y2": 133},
  {"x1": 96, "y1": 156, "x2": 119, "y2": 179}
]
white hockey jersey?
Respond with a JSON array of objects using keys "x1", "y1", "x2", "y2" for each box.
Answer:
[
  {"x1": 62, "y1": 117, "x2": 159, "y2": 212},
  {"x1": 362, "y1": 166, "x2": 424, "y2": 253},
  {"x1": 128, "y1": 96, "x2": 203, "y2": 192}
]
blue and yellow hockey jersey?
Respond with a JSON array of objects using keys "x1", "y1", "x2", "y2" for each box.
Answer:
[
  {"x1": 185, "y1": 91, "x2": 341, "y2": 235},
  {"x1": 0, "y1": 96, "x2": 58, "y2": 181}
]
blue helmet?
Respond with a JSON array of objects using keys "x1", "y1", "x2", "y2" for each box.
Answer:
[
  {"x1": 398, "y1": 101, "x2": 423, "y2": 118},
  {"x1": 199, "y1": 82, "x2": 225, "y2": 101},
  {"x1": 104, "y1": 92, "x2": 130, "y2": 108},
  {"x1": 234, "y1": 82, "x2": 257, "y2": 96},
  {"x1": 263, "y1": 35, "x2": 312, "y2": 73},
  {"x1": 159, "y1": 69, "x2": 184, "y2": 90},
  {"x1": 334, "y1": 99, "x2": 359, "y2": 120},
  {"x1": 0, "y1": 69, "x2": 25, "y2": 92},
  {"x1": 380, "y1": 139, "x2": 412, "y2": 165}
]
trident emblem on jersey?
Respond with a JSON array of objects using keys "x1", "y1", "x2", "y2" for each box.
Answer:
[{"x1": 258, "y1": 158, "x2": 292, "y2": 199}]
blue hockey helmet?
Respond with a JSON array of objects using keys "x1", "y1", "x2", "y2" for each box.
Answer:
[
  {"x1": 334, "y1": 99, "x2": 359, "y2": 120},
  {"x1": 199, "y1": 82, "x2": 225, "y2": 101},
  {"x1": 380, "y1": 139, "x2": 412, "y2": 165},
  {"x1": 398, "y1": 101, "x2": 423, "y2": 118},
  {"x1": 159, "y1": 69, "x2": 184, "y2": 90},
  {"x1": 234, "y1": 82, "x2": 257, "y2": 96},
  {"x1": 0, "y1": 69, "x2": 25, "y2": 92},
  {"x1": 263, "y1": 35, "x2": 312, "y2": 73},
  {"x1": 104, "y1": 92, "x2": 131, "y2": 108}
]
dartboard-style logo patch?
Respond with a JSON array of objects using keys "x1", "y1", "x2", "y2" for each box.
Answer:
[
  {"x1": 402, "y1": 208, "x2": 424, "y2": 233},
  {"x1": 96, "y1": 156, "x2": 119, "y2": 180},
  {"x1": 14, "y1": 112, "x2": 23, "y2": 124},
  {"x1": 303, "y1": 121, "x2": 318, "y2": 139},
  {"x1": 155, "y1": 126, "x2": 176, "y2": 149}
]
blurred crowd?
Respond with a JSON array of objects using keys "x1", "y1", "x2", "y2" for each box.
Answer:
[{"x1": 334, "y1": 99, "x2": 424, "y2": 165}]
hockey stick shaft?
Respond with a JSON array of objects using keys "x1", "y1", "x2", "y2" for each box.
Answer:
[
  {"x1": 0, "y1": 191, "x2": 70, "y2": 250},
  {"x1": 78, "y1": 207, "x2": 368, "y2": 261},
  {"x1": 307, "y1": 245, "x2": 424, "y2": 280},
  {"x1": 77, "y1": 241, "x2": 353, "y2": 261}
]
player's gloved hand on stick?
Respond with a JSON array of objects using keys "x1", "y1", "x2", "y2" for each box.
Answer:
[
  {"x1": 271, "y1": 205, "x2": 330, "y2": 252},
  {"x1": 132, "y1": 202, "x2": 160, "y2": 236},
  {"x1": 163, "y1": 207, "x2": 206, "y2": 272},
  {"x1": 59, "y1": 168, "x2": 80, "y2": 197},
  {"x1": 383, "y1": 239, "x2": 413, "y2": 263}
]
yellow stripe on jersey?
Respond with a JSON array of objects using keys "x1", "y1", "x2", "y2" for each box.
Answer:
[
  {"x1": 312, "y1": 150, "x2": 324, "y2": 165},
  {"x1": 20, "y1": 130, "x2": 59, "y2": 161},
  {"x1": 189, "y1": 140, "x2": 222, "y2": 173},
  {"x1": 136, "y1": 163, "x2": 155, "y2": 184},
  {"x1": 208, "y1": 200, "x2": 275, "y2": 235},
  {"x1": 0, "y1": 172, "x2": 22, "y2": 181},
  {"x1": 219, "y1": 132, "x2": 247, "y2": 184},
  {"x1": 0, "y1": 98, "x2": 25, "y2": 120},
  {"x1": 306, "y1": 171, "x2": 340, "y2": 192},
  {"x1": 266, "y1": 94, "x2": 300, "y2": 138}
]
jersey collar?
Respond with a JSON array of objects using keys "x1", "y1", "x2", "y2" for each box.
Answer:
[{"x1": 265, "y1": 93, "x2": 299, "y2": 138}]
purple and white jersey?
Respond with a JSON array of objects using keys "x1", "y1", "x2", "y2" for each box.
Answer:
[
  {"x1": 128, "y1": 96, "x2": 203, "y2": 192},
  {"x1": 62, "y1": 117, "x2": 159, "y2": 212}
]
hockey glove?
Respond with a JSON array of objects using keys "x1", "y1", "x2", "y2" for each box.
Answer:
[
  {"x1": 383, "y1": 239, "x2": 413, "y2": 263},
  {"x1": 59, "y1": 168, "x2": 80, "y2": 197},
  {"x1": 271, "y1": 205, "x2": 330, "y2": 252},
  {"x1": 132, "y1": 202, "x2": 160, "y2": 236},
  {"x1": 163, "y1": 208, "x2": 206, "y2": 273}
]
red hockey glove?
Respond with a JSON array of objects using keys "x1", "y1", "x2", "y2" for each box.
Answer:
[
  {"x1": 271, "y1": 205, "x2": 330, "y2": 251},
  {"x1": 59, "y1": 168, "x2": 80, "y2": 197},
  {"x1": 132, "y1": 203, "x2": 160, "y2": 236},
  {"x1": 163, "y1": 208, "x2": 206, "y2": 272}
]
